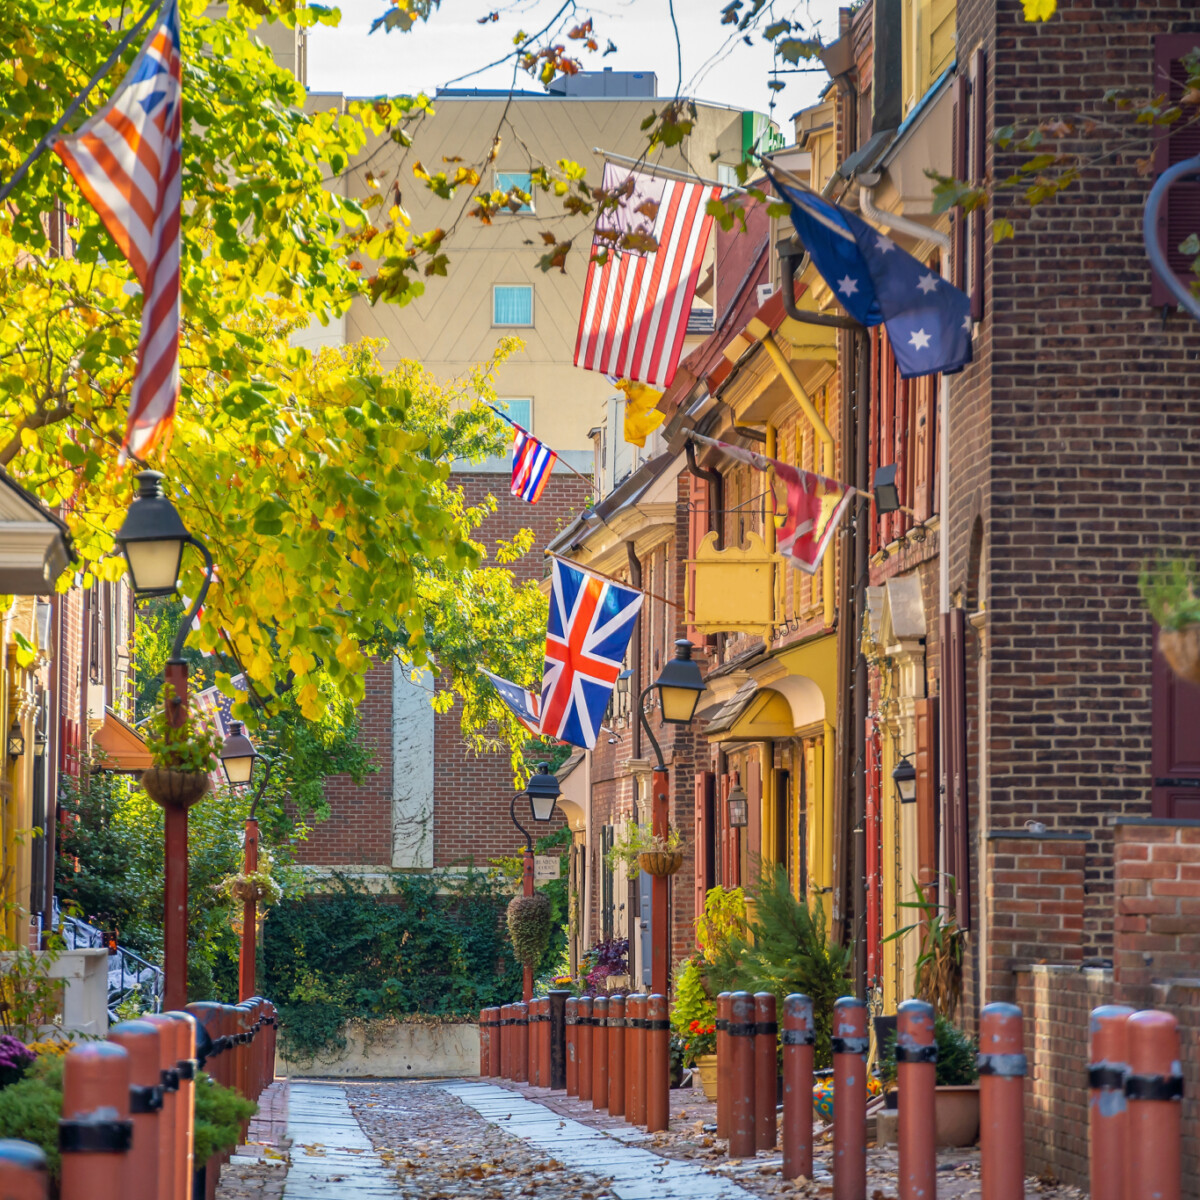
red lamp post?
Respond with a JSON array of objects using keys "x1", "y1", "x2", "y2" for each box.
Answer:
[
  {"x1": 637, "y1": 640, "x2": 705, "y2": 998},
  {"x1": 114, "y1": 471, "x2": 214, "y2": 1014},
  {"x1": 510, "y1": 764, "x2": 561, "y2": 1002},
  {"x1": 219, "y1": 721, "x2": 274, "y2": 1001}
]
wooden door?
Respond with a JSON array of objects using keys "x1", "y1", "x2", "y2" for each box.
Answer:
[{"x1": 1152, "y1": 636, "x2": 1200, "y2": 818}]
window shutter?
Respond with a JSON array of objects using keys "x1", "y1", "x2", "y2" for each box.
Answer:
[
  {"x1": 914, "y1": 697, "x2": 939, "y2": 895},
  {"x1": 694, "y1": 771, "x2": 714, "y2": 943},
  {"x1": 970, "y1": 48, "x2": 987, "y2": 320},
  {"x1": 952, "y1": 73, "x2": 969, "y2": 293},
  {"x1": 865, "y1": 717, "x2": 881, "y2": 986},
  {"x1": 1152, "y1": 35, "x2": 1200, "y2": 306},
  {"x1": 940, "y1": 611, "x2": 970, "y2": 930},
  {"x1": 747, "y1": 758, "x2": 762, "y2": 870}
]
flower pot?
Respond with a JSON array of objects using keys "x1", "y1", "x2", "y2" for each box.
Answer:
[
  {"x1": 935, "y1": 1084, "x2": 980, "y2": 1147},
  {"x1": 638, "y1": 850, "x2": 684, "y2": 877},
  {"x1": 231, "y1": 879, "x2": 270, "y2": 903},
  {"x1": 694, "y1": 1053, "x2": 718, "y2": 1101},
  {"x1": 1160, "y1": 627, "x2": 1200, "y2": 685},
  {"x1": 139, "y1": 767, "x2": 210, "y2": 810}
]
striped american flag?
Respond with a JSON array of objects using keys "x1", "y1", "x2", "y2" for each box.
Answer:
[
  {"x1": 55, "y1": 0, "x2": 183, "y2": 462},
  {"x1": 511, "y1": 426, "x2": 556, "y2": 504},
  {"x1": 574, "y1": 162, "x2": 719, "y2": 389}
]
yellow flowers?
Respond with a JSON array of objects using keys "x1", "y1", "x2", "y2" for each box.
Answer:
[{"x1": 1021, "y1": 0, "x2": 1057, "y2": 19}]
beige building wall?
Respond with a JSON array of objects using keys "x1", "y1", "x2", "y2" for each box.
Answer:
[{"x1": 306, "y1": 85, "x2": 759, "y2": 455}]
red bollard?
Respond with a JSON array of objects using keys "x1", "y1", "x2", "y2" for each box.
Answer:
[
  {"x1": 0, "y1": 1141, "x2": 48, "y2": 1200},
  {"x1": 629, "y1": 994, "x2": 647, "y2": 1128},
  {"x1": 1124, "y1": 1010, "x2": 1182, "y2": 1200},
  {"x1": 143, "y1": 1013, "x2": 182, "y2": 1200},
  {"x1": 513, "y1": 1002, "x2": 529, "y2": 1084},
  {"x1": 832, "y1": 996, "x2": 867, "y2": 1200},
  {"x1": 565, "y1": 997, "x2": 579, "y2": 1095},
  {"x1": 165, "y1": 1010, "x2": 197, "y2": 1200},
  {"x1": 486, "y1": 1008, "x2": 501, "y2": 1077},
  {"x1": 60, "y1": 1042, "x2": 133, "y2": 1200},
  {"x1": 782, "y1": 993, "x2": 815, "y2": 1181},
  {"x1": 108, "y1": 1020, "x2": 162, "y2": 1200},
  {"x1": 728, "y1": 991, "x2": 756, "y2": 1159},
  {"x1": 754, "y1": 992, "x2": 777, "y2": 1151},
  {"x1": 578, "y1": 996, "x2": 594, "y2": 1103},
  {"x1": 897, "y1": 999, "x2": 937, "y2": 1200},
  {"x1": 500, "y1": 1003, "x2": 511, "y2": 1080},
  {"x1": 479, "y1": 1009, "x2": 491, "y2": 1077},
  {"x1": 528, "y1": 999, "x2": 540, "y2": 1087},
  {"x1": 592, "y1": 997, "x2": 609, "y2": 1109},
  {"x1": 646, "y1": 994, "x2": 670, "y2": 1134},
  {"x1": 1089, "y1": 1005, "x2": 1133, "y2": 1200},
  {"x1": 608, "y1": 995, "x2": 626, "y2": 1118},
  {"x1": 979, "y1": 1002, "x2": 1026, "y2": 1200},
  {"x1": 716, "y1": 992, "x2": 731, "y2": 1141}
]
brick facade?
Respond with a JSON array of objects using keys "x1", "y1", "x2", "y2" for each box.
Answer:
[{"x1": 295, "y1": 468, "x2": 591, "y2": 872}]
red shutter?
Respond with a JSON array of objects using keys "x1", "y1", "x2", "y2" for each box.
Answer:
[
  {"x1": 970, "y1": 48, "x2": 987, "y2": 320},
  {"x1": 865, "y1": 717, "x2": 881, "y2": 987},
  {"x1": 1151, "y1": 632, "x2": 1200, "y2": 818},
  {"x1": 1152, "y1": 35, "x2": 1200, "y2": 305},
  {"x1": 869, "y1": 331, "x2": 881, "y2": 556},
  {"x1": 940, "y1": 610, "x2": 970, "y2": 930},
  {"x1": 694, "y1": 770, "x2": 714, "y2": 937},
  {"x1": 881, "y1": 333, "x2": 895, "y2": 546},
  {"x1": 895, "y1": 375, "x2": 910, "y2": 540},
  {"x1": 914, "y1": 698, "x2": 940, "y2": 896}
]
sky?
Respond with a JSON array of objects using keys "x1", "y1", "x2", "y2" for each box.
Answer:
[{"x1": 307, "y1": 0, "x2": 845, "y2": 127}]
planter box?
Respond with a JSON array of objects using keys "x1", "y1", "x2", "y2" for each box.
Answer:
[
  {"x1": 874, "y1": 1085, "x2": 980, "y2": 1148},
  {"x1": 280, "y1": 1020, "x2": 479, "y2": 1078}
]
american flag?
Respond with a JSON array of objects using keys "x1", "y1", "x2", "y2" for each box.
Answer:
[
  {"x1": 539, "y1": 558, "x2": 643, "y2": 750},
  {"x1": 511, "y1": 426, "x2": 556, "y2": 504},
  {"x1": 195, "y1": 673, "x2": 247, "y2": 738},
  {"x1": 574, "y1": 163, "x2": 720, "y2": 389},
  {"x1": 480, "y1": 669, "x2": 542, "y2": 737},
  {"x1": 55, "y1": 0, "x2": 183, "y2": 461},
  {"x1": 692, "y1": 433, "x2": 855, "y2": 574}
]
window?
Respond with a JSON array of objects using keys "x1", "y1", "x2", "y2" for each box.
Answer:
[
  {"x1": 496, "y1": 397, "x2": 532, "y2": 430},
  {"x1": 493, "y1": 284, "x2": 533, "y2": 327},
  {"x1": 495, "y1": 171, "x2": 534, "y2": 214}
]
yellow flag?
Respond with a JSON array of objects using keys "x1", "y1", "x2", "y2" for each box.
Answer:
[{"x1": 616, "y1": 379, "x2": 666, "y2": 448}]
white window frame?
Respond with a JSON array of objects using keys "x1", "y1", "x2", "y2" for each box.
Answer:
[
  {"x1": 494, "y1": 170, "x2": 535, "y2": 214},
  {"x1": 493, "y1": 284, "x2": 534, "y2": 328}
]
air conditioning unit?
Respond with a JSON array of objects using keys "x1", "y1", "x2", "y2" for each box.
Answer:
[{"x1": 756, "y1": 282, "x2": 776, "y2": 306}]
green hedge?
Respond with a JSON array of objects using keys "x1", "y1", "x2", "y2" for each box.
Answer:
[{"x1": 262, "y1": 870, "x2": 529, "y2": 1059}]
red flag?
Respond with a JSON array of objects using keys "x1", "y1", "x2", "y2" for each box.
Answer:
[{"x1": 691, "y1": 434, "x2": 854, "y2": 574}]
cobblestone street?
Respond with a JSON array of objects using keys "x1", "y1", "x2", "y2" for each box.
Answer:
[{"x1": 216, "y1": 1076, "x2": 1090, "y2": 1200}]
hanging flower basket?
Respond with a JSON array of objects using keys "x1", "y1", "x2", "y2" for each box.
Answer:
[
  {"x1": 230, "y1": 878, "x2": 271, "y2": 904},
  {"x1": 638, "y1": 849, "x2": 684, "y2": 877},
  {"x1": 139, "y1": 767, "x2": 210, "y2": 810},
  {"x1": 1160, "y1": 627, "x2": 1200, "y2": 685}
]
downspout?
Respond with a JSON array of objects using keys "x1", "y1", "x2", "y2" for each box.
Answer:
[
  {"x1": 684, "y1": 440, "x2": 723, "y2": 551},
  {"x1": 755, "y1": 333, "x2": 837, "y2": 630},
  {"x1": 626, "y1": 542, "x2": 643, "y2": 761},
  {"x1": 857, "y1": 182, "x2": 953, "y2": 617}
]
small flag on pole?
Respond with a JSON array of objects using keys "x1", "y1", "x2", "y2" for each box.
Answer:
[
  {"x1": 480, "y1": 669, "x2": 543, "y2": 737},
  {"x1": 511, "y1": 425, "x2": 557, "y2": 504},
  {"x1": 55, "y1": 0, "x2": 183, "y2": 461},
  {"x1": 691, "y1": 433, "x2": 854, "y2": 574},
  {"x1": 767, "y1": 172, "x2": 973, "y2": 379},
  {"x1": 575, "y1": 162, "x2": 720, "y2": 389},
  {"x1": 540, "y1": 558, "x2": 643, "y2": 750}
]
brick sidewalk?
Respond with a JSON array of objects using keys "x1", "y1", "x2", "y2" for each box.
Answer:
[{"x1": 215, "y1": 1079, "x2": 290, "y2": 1200}]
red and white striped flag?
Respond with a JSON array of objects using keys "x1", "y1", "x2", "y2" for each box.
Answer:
[
  {"x1": 575, "y1": 163, "x2": 719, "y2": 389},
  {"x1": 55, "y1": 0, "x2": 183, "y2": 462}
]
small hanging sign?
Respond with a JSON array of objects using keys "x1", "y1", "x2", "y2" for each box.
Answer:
[{"x1": 534, "y1": 856, "x2": 562, "y2": 882}]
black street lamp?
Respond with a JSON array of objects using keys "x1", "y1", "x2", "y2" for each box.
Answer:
[
  {"x1": 726, "y1": 780, "x2": 749, "y2": 828},
  {"x1": 220, "y1": 721, "x2": 258, "y2": 789},
  {"x1": 893, "y1": 755, "x2": 917, "y2": 804},
  {"x1": 6, "y1": 720, "x2": 24, "y2": 761},
  {"x1": 511, "y1": 763, "x2": 562, "y2": 1003},
  {"x1": 114, "y1": 469, "x2": 214, "y2": 1013},
  {"x1": 636, "y1": 638, "x2": 706, "y2": 999}
]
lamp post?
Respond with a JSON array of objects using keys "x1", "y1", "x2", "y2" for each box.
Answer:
[
  {"x1": 115, "y1": 470, "x2": 214, "y2": 1012},
  {"x1": 637, "y1": 639, "x2": 705, "y2": 998},
  {"x1": 220, "y1": 722, "x2": 274, "y2": 1001},
  {"x1": 510, "y1": 764, "x2": 561, "y2": 1002}
]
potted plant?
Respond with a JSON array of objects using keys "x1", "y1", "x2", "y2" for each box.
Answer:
[
  {"x1": 140, "y1": 683, "x2": 223, "y2": 809},
  {"x1": 1140, "y1": 558, "x2": 1200, "y2": 683},
  {"x1": 671, "y1": 955, "x2": 718, "y2": 1098},
  {"x1": 605, "y1": 823, "x2": 684, "y2": 878},
  {"x1": 880, "y1": 1015, "x2": 980, "y2": 1147}
]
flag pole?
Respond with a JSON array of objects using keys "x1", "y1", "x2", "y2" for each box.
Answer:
[
  {"x1": 0, "y1": 0, "x2": 169, "y2": 205},
  {"x1": 545, "y1": 551, "x2": 680, "y2": 610}
]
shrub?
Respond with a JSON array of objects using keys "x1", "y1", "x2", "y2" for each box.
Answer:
[
  {"x1": 670, "y1": 956, "x2": 715, "y2": 1041},
  {"x1": 0, "y1": 1054, "x2": 63, "y2": 1178},
  {"x1": 880, "y1": 1015, "x2": 979, "y2": 1088},
  {"x1": 194, "y1": 1071, "x2": 256, "y2": 1163}
]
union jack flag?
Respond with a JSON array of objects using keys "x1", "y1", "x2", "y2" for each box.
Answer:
[
  {"x1": 511, "y1": 426, "x2": 556, "y2": 504},
  {"x1": 480, "y1": 668, "x2": 542, "y2": 737},
  {"x1": 539, "y1": 559, "x2": 643, "y2": 750},
  {"x1": 55, "y1": 0, "x2": 183, "y2": 462}
]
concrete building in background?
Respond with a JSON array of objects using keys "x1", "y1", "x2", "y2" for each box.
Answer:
[{"x1": 259, "y1": 22, "x2": 786, "y2": 879}]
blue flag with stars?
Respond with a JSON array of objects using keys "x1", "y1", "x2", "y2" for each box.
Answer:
[{"x1": 771, "y1": 176, "x2": 972, "y2": 379}]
